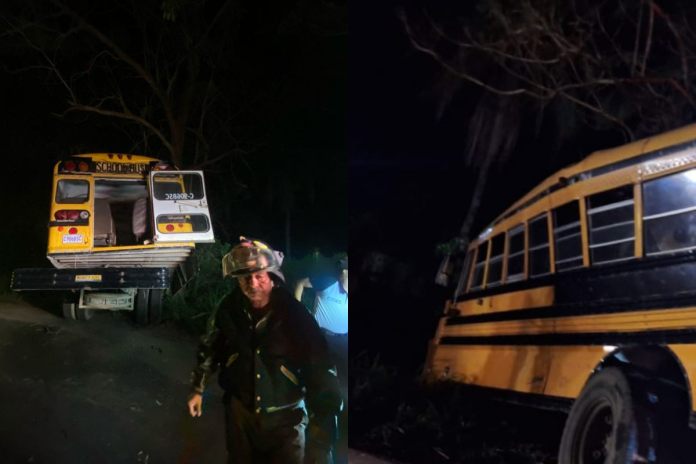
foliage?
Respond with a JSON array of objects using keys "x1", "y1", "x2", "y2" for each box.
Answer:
[
  {"x1": 353, "y1": 378, "x2": 565, "y2": 464},
  {"x1": 403, "y1": 0, "x2": 696, "y2": 139},
  {"x1": 3, "y1": 0, "x2": 247, "y2": 169},
  {"x1": 165, "y1": 240, "x2": 234, "y2": 334}
]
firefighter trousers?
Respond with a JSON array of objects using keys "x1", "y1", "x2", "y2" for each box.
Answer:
[{"x1": 224, "y1": 395, "x2": 307, "y2": 464}]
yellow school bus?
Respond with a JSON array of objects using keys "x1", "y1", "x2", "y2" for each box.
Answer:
[
  {"x1": 425, "y1": 124, "x2": 696, "y2": 462},
  {"x1": 11, "y1": 153, "x2": 214, "y2": 324}
]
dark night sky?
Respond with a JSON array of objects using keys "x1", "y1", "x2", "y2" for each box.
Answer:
[{"x1": 350, "y1": 2, "x2": 462, "y2": 257}]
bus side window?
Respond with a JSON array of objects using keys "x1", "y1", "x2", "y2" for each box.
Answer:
[
  {"x1": 528, "y1": 214, "x2": 551, "y2": 277},
  {"x1": 469, "y1": 241, "x2": 488, "y2": 291},
  {"x1": 486, "y1": 233, "x2": 505, "y2": 287},
  {"x1": 587, "y1": 185, "x2": 635, "y2": 264},
  {"x1": 643, "y1": 169, "x2": 696, "y2": 256},
  {"x1": 506, "y1": 224, "x2": 525, "y2": 282},
  {"x1": 553, "y1": 201, "x2": 583, "y2": 271}
]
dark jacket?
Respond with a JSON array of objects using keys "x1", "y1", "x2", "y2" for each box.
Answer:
[{"x1": 191, "y1": 286, "x2": 342, "y2": 420}]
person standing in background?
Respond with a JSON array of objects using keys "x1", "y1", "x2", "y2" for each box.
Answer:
[{"x1": 295, "y1": 254, "x2": 348, "y2": 464}]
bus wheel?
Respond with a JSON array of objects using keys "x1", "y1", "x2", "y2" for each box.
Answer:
[
  {"x1": 62, "y1": 301, "x2": 76, "y2": 320},
  {"x1": 558, "y1": 367, "x2": 658, "y2": 464},
  {"x1": 149, "y1": 289, "x2": 163, "y2": 325},
  {"x1": 75, "y1": 308, "x2": 93, "y2": 321},
  {"x1": 135, "y1": 289, "x2": 150, "y2": 326}
]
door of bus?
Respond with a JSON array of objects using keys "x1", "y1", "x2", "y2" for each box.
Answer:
[{"x1": 149, "y1": 170, "x2": 215, "y2": 243}]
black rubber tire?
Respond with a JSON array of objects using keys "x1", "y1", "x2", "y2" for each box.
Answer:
[
  {"x1": 135, "y1": 289, "x2": 150, "y2": 326},
  {"x1": 75, "y1": 307, "x2": 93, "y2": 321},
  {"x1": 558, "y1": 367, "x2": 657, "y2": 464},
  {"x1": 148, "y1": 289, "x2": 164, "y2": 325},
  {"x1": 61, "y1": 301, "x2": 76, "y2": 320}
]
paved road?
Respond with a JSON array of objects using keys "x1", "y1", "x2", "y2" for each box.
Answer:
[{"x1": 0, "y1": 300, "x2": 226, "y2": 464}]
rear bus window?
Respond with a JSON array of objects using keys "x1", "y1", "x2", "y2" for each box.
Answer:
[
  {"x1": 506, "y1": 224, "x2": 525, "y2": 282},
  {"x1": 56, "y1": 179, "x2": 89, "y2": 204},
  {"x1": 643, "y1": 169, "x2": 696, "y2": 255},
  {"x1": 553, "y1": 201, "x2": 583, "y2": 271},
  {"x1": 587, "y1": 185, "x2": 635, "y2": 264},
  {"x1": 528, "y1": 214, "x2": 550, "y2": 277},
  {"x1": 153, "y1": 173, "x2": 205, "y2": 200}
]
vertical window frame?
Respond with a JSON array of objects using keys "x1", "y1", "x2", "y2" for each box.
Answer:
[
  {"x1": 552, "y1": 200, "x2": 584, "y2": 272},
  {"x1": 486, "y1": 233, "x2": 505, "y2": 288},
  {"x1": 504, "y1": 223, "x2": 526, "y2": 283},
  {"x1": 528, "y1": 212, "x2": 551, "y2": 278}
]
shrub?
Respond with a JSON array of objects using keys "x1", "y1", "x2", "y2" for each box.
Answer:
[{"x1": 165, "y1": 241, "x2": 234, "y2": 334}]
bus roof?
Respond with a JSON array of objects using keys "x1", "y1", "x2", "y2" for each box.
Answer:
[
  {"x1": 69, "y1": 153, "x2": 162, "y2": 163},
  {"x1": 489, "y1": 122, "x2": 696, "y2": 229}
]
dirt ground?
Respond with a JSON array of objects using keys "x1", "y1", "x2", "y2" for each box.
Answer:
[{"x1": 0, "y1": 299, "x2": 227, "y2": 464}]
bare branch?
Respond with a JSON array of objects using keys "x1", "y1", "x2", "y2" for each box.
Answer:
[{"x1": 66, "y1": 103, "x2": 173, "y2": 153}]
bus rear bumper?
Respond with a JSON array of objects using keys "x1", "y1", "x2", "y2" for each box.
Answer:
[{"x1": 10, "y1": 267, "x2": 171, "y2": 291}]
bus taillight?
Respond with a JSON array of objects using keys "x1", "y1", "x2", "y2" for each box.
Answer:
[{"x1": 55, "y1": 210, "x2": 89, "y2": 222}]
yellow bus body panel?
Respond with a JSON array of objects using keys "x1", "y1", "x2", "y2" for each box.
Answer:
[
  {"x1": 156, "y1": 222, "x2": 194, "y2": 234},
  {"x1": 453, "y1": 286, "x2": 554, "y2": 315},
  {"x1": 667, "y1": 345, "x2": 696, "y2": 411},
  {"x1": 48, "y1": 225, "x2": 91, "y2": 253},
  {"x1": 430, "y1": 343, "x2": 696, "y2": 412}
]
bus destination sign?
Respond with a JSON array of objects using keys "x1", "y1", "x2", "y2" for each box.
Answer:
[{"x1": 94, "y1": 162, "x2": 149, "y2": 174}]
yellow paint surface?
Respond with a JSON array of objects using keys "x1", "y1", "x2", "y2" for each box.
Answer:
[
  {"x1": 454, "y1": 286, "x2": 554, "y2": 315},
  {"x1": 441, "y1": 306, "x2": 696, "y2": 338}
]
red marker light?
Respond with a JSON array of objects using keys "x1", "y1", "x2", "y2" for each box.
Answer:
[
  {"x1": 166, "y1": 224, "x2": 175, "y2": 232},
  {"x1": 68, "y1": 227, "x2": 78, "y2": 235},
  {"x1": 117, "y1": 154, "x2": 123, "y2": 160}
]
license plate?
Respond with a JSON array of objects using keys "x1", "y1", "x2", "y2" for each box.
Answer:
[
  {"x1": 75, "y1": 274, "x2": 102, "y2": 283},
  {"x1": 62, "y1": 234, "x2": 84, "y2": 244}
]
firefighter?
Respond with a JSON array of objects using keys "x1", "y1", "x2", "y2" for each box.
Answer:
[{"x1": 187, "y1": 237, "x2": 341, "y2": 464}]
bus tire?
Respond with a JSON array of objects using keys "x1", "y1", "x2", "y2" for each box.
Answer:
[
  {"x1": 558, "y1": 367, "x2": 660, "y2": 464},
  {"x1": 148, "y1": 289, "x2": 163, "y2": 325},
  {"x1": 75, "y1": 307, "x2": 93, "y2": 321},
  {"x1": 135, "y1": 289, "x2": 150, "y2": 326},
  {"x1": 62, "y1": 302, "x2": 76, "y2": 320}
]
